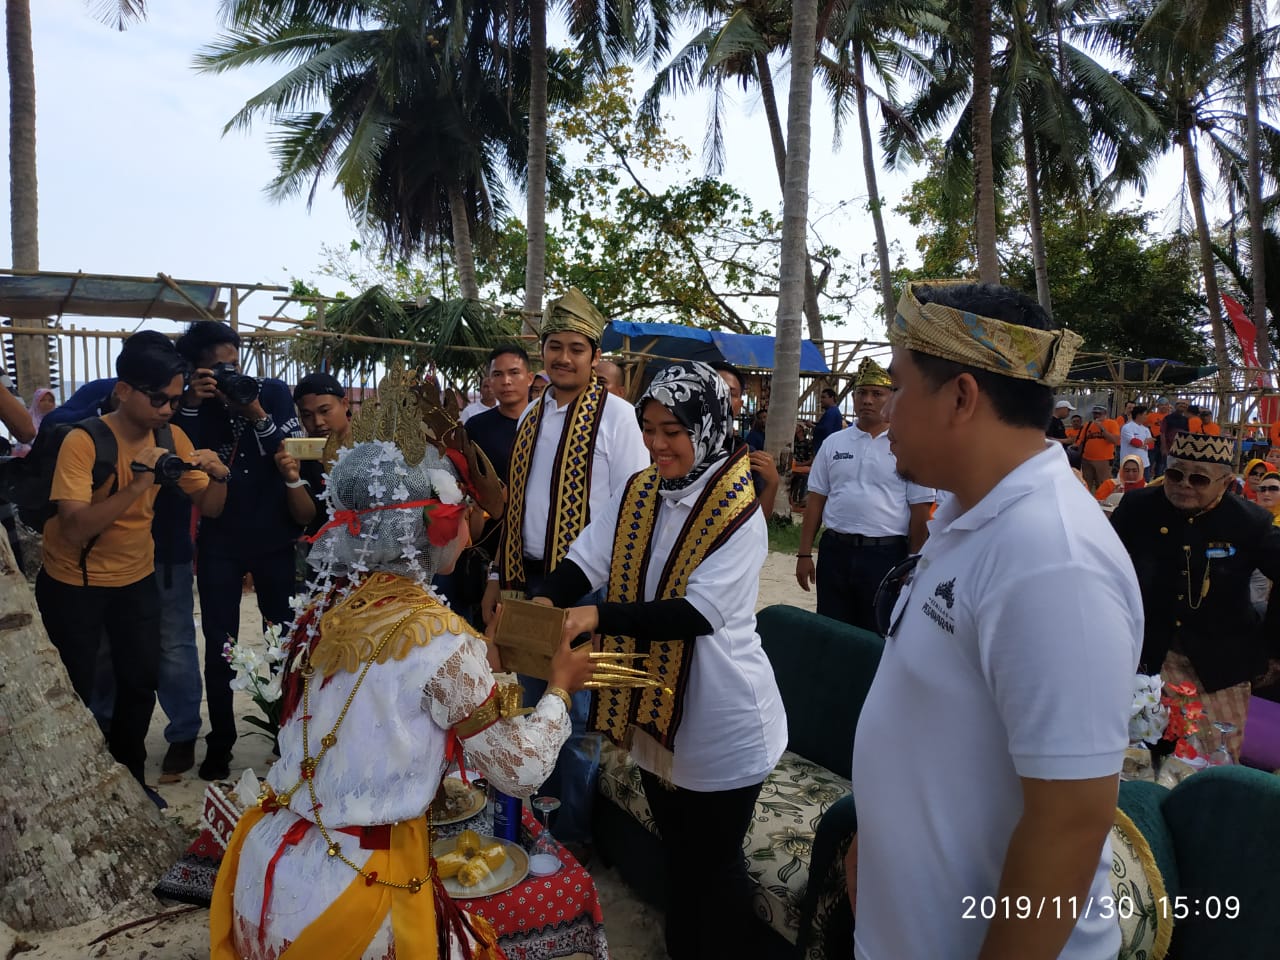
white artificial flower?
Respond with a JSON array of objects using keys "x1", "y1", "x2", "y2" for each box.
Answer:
[{"x1": 426, "y1": 468, "x2": 463, "y2": 505}]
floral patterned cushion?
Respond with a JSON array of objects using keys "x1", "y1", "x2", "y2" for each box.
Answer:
[
  {"x1": 596, "y1": 741, "x2": 852, "y2": 944},
  {"x1": 1110, "y1": 810, "x2": 1172, "y2": 960}
]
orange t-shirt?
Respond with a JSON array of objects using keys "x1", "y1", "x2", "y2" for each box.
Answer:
[
  {"x1": 43, "y1": 416, "x2": 208, "y2": 587},
  {"x1": 1188, "y1": 416, "x2": 1203, "y2": 434},
  {"x1": 1203, "y1": 422, "x2": 1221, "y2": 437},
  {"x1": 1148, "y1": 411, "x2": 1166, "y2": 437},
  {"x1": 1270, "y1": 422, "x2": 1280, "y2": 446},
  {"x1": 1081, "y1": 418, "x2": 1119, "y2": 462}
]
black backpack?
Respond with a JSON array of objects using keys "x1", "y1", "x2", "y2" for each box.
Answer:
[{"x1": 0, "y1": 417, "x2": 175, "y2": 580}]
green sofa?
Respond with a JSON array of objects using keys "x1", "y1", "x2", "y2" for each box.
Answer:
[{"x1": 591, "y1": 604, "x2": 885, "y2": 958}]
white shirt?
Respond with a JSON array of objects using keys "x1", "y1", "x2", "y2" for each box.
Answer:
[
  {"x1": 851, "y1": 444, "x2": 1141, "y2": 960},
  {"x1": 567, "y1": 466, "x2": 788, "y2": 791},
  {"x1": 519, "y1": 387, "x2": 649, "y2": 561},
  {"x1": 1119, "y1": 420, "x2": 1152, "y2": 469},
  {"x1": 460, "y1": 399, "x2": 494, "y2": 423},
  {"x1": 807, "y1": 424, "x2": 935, "y2": 536}
]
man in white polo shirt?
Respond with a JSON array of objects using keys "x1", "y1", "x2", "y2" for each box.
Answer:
[
  {"x1": 796, "y1": 357, "x2": 933, "y2": 632},
  {"x1": 848, "y1": 281, "x2": 1140, "y2": 960}
]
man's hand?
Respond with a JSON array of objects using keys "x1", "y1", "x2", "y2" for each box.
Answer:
[
  {"x1": 481, "y1": 579, "x2": 501, "y2": 626},
  {"x1": 274, "y1": 447, "x2": 301, "y2": 483},
  {"x1": 796, "y1": 555, "x2": 816, "y2": 592},
  {"x1": 191, "y1": 448, "x2": 231, "y2": 481},
  {"x1": 750, "y1": 450, "x2": 779, "y2": 488},
  {"x1": 129, "y1": 445, "x2": 170, "y2": 487},
  {"x1": 184, "y1": 368, "x2": 217, "y2": 408}
]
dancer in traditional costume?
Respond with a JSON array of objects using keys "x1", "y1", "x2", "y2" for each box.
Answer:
[
  {"x1": 532, "y1": 361, "x2": 788, "y2": 960},
  {"x1": 210, "y1": 428, "x2": 594, "y2": 960}
]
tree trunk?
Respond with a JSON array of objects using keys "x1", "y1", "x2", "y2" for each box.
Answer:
[
  {"x1": 0, "y1": 535, "x2": 185, "y2": 931},
  {"x1": 853, "y1": 44, "x2": 895, "y2": 326},
  {"x1": 447, "y1": 181, "x2": 481, "y2": 301},
  {"x1": 1243, "y1": 0, "x2": 1272, "y2": 370},
  {"x1": 522, "y1": 0, "x2": 548, "y2": 336},
  {"x1": 768, "y1": 0, "x2": 816, "y2": 518},
  {"x1": 756, "y1": 51, "x2": 824, "y2": 344},
  {"x1": 1182, "y1": 129, "x2": 1231, "y2": 398},
  {"x1": 971, "y1": 0, "x2": 1000, "y2": 283},
  {"x1": 1021, "y1": 115, "x2": 1053, "y2": 316},
  {"x1": 6, "y1": 0, "x2": 48, "y2": 395}
]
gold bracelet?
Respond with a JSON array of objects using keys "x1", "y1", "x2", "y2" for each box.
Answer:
[{"x1": 546, "y1": 686, "x2": 573, "y2": 713}]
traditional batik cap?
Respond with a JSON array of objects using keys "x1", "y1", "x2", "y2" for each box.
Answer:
[
  {"x1": 888, "y1": 280, "x2": 1082, "y2": 387},
  {"x1": 855, "y1": 357, "x2": 893, "y2": 388},
  {"x1": 1168, "y1": 433, "x2": 1233, "y2": 466},
  {"x1": 542, "y1": 287, "x2": 606, "y2": 345}
]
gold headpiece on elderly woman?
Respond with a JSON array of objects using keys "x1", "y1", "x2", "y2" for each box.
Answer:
[
  {"x1": 888, "y1": 281, "x2": 1082, "y2": 387},
  {"x1": 542, "y1": 286, "x2": 607, "y2": 344},
  {"x1": 855, "y1": 357, "x2": 893, "y2": 388}
]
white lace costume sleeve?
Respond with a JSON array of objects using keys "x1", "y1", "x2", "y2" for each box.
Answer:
[{"x1": 423, "y1": 633, "x2": 571, "y2": 797}]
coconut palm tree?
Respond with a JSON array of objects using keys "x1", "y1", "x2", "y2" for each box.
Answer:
[
  {"x1": 767, "y1": 0, "x2": 816, "y2": 510},
  {"x1": 5, "y1": 0, "x2": 146, "y2": 392},
  {"x1": 200, "y1": 0, "x2": 550, "y2": 300},
  {"x1": 640, "y1": 0, "x2": 829, "y2": 341},
  {"x1": 972, "y1": 0, "x2": 999, "y2": 282},
  {"x1": 522, "y1": 0, "x2": 675, "y2": 333},
  {"x1": 1241, "y1": 0, "x2": 1271, "y2": 369},
  {"x1": 882, "y1": 0, "x2": 1161, "y2": 314},
  {"x1": 1088, "y1": 0, "x2": 1280, "y2": 395}
]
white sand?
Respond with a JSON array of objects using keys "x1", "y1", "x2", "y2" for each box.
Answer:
[{"x1": 2, "y1": 552, "x2": 814, "y2": 959}]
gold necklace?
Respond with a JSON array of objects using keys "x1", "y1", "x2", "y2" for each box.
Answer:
[
  {"x1": 1182, "y1": 545, "x2": 1211, "y2": 611},
  {"x1": 271, "y1": 602, "x2": 438, "y2": 893}
]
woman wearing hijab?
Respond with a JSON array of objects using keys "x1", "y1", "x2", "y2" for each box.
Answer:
[
  {"x1": 1094, "y1": 454, "x2": 1147, "y2": 503},
  {"x1": 1243, "y1": 457, "x2": 1269, "y2": 501},
  {"x1": 12, "y1": 387, "x2": 56, "y2": 457},
  {"x1": 532, "y1": 360, "x2": 787, "y2": 960}
]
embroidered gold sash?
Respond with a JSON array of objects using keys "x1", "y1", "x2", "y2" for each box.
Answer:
[
  {"x1": 311, "y1": 572, "x2": 481, "y2": 678},
  {"x1": 500, "y1": 376, "x2": 609, "y2": 592},
  {"x1": 591, "y1": 445, "x2": 758, "y2": 749}
]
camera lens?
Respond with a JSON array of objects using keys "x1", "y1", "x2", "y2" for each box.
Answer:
[
  {"x1": 153, "y1": 452, "x2": 193, "y2": 485},
  {"x1": 211, "y1": 362, "x2": 261, "y2": 405}
]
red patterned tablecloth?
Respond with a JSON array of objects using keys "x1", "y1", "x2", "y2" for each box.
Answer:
[{"x1": 457, "y1": 809, "x2": 609, "y2": 960}]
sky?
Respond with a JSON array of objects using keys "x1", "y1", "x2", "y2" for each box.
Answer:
[{"x1": 7, "y1": 1, "x2": 1189, "y2": 352}]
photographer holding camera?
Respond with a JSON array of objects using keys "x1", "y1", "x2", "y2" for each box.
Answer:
[
  {"x1": 174, "y1": 321, "x2": 303, "y2": 781},
  {"x1": 35, "y1": 333, "x2": 228, "y2": 793}
]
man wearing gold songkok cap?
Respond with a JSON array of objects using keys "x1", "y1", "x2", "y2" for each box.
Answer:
[
  {"x1": 849, "y1": 282, "x2": 1142, "y2": 960},
  {"x1": 1113, "y1": 430, "x2": 1280, "y2": 764},
  {"x1": 795, "y1": 354, "x2": 934, "y2": 633},
  {"x1": 482, "y1": 285, "x2": 648, "y2": 847}
]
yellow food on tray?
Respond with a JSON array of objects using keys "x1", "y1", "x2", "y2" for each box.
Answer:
[
  {"x1": 478, "y1": 844, "x2": 507, "y2": 871},
  {"x1": 457, "y1": 856, "x2": 492, "y2": 887},
  {"x1": 435, "y1": 850, "x2": 469, "y2": 879},
  {"x1": 455, "y1": 829, "x2": 482, "y2": 858}
]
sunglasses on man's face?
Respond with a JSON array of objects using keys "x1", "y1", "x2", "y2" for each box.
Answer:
[
  {"x1": 1259, "y1": 485, "x2": 1280, "y2": 494},
  {"x1": 127, "y1": 382, "x2": 183, "y2": 410},
  {"x1": 1163, "y1": 467, "x2": 1218, "y2": 489}
]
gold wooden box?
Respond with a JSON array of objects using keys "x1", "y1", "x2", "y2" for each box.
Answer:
[{"x1": 492, "y1": 597, "x2": 565, "y2": 680}]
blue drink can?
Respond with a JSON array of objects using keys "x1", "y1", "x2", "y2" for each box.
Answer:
[{"x1": 490, "y1": 785, "x2": 520, "y2": 842}]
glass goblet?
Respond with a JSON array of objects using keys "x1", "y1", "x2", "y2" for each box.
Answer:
[
  {"x1": 1210, "y1": 720, "x2": 1237, "y2": 765},
  {"x1": 529, "y1": 795, "x2": 562, "y2": 876}
]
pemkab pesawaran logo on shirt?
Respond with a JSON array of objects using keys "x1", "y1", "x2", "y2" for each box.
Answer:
[{"x1": 921, "y1": 578, "x2": 957, "y2": 634}]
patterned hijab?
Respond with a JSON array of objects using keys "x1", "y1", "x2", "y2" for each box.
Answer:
[{"x1": 638, "y1": 361, "x2": 733, "y2": 490}]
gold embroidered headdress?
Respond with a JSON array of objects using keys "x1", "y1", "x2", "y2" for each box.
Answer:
[
  {"x1": 542, "y1": 287, "x2": 607, "y2": 345},
  {"x1": 855, "y1": 357, "x2": 893, "y2": 388},
  {"x1": 889, "y1": 281, "x2": 1082, "y2": 387}
]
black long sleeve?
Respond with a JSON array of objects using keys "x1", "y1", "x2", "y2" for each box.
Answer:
[
  {"x1": 533, "y1": 558, "x2": 594, "y2": 607},
  {"x1": 533, "y1": 559, "x2": 713, "y2": 642}
]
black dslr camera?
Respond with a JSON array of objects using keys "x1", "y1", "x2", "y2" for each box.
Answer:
[
  {"x1": 133, "y1": 452, "x2": 198, "y2": 486},
  {"x1": 210, "y1": 361, "x2": 260, "y2": 406}
]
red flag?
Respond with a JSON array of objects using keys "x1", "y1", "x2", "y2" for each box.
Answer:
[{"x1": 1222, "y1": 294, "x2": 1260, "y2": 368}]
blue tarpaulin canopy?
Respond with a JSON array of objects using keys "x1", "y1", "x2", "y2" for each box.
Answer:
[{"x1": 602, "y1": 321, "x2": 830, "y2": 375}]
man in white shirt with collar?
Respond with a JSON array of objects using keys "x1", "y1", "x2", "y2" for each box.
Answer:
[
  {"x1": 482, "y1": 286, "x2": 648, "y2": 847},
  {"x1": 848, "y1": 281, "x2": 1140, "y2": 960},
  {"x1": 796, "y1": 357, "x2": 934, "y2": 632}
]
